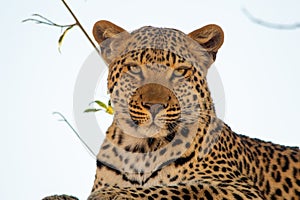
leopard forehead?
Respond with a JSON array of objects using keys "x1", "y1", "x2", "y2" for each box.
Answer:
[
  {"x1": 126, "y1": 26, "x2": 191, "y2": 53},
  {"x1": 103, "y1": 26, "x2": 212, "y2": 72}
]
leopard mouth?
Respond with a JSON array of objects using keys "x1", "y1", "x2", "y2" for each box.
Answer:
[{"x1": 136, "y1": 121, "x2": 166, "y2": 138}]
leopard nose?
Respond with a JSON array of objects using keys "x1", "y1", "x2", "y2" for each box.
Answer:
[
  {"x1": 143, "y1": 103, "x2": 164, "y2": 118},
  {"x1": 149, "y1": 104, "x2": 164, "y2": 118}
]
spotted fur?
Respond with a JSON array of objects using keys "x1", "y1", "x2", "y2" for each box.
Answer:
[
  {"x1": 87, "y1": 20, "x2": 300, "y2": 200},
  {"x1": 43, "y1": 21, "x2": 300, "y2": 200}
]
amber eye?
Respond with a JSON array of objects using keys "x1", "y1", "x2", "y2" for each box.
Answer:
[
  {"x1": 128, "y1": 65, "x2": 142, "y2": 74},
  {"x1": 173, "y1": 66, "x2": 191, "y2": 77}
]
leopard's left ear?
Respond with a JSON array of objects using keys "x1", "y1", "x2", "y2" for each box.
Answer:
[{"x1": 188, "y1": 24, "x2": 224, "y2": 61}]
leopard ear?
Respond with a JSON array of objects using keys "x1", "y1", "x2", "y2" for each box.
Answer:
[
  {"x1": 93, "y1": 20, "x2": 126, "y2": 44},
  {"x1": 188, "y1": 24, "x2": 224, "y2": 61},
  {"x1": 93, "y1": 20, "x2": 129, "y2": 64}
]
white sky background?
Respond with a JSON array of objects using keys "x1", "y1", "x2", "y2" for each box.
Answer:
[{"x1": 1, "y1": 0, "x2": 299, "y2": 199}]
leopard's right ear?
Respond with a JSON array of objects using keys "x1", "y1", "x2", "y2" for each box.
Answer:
[
  {"x1": 93, "y1": 20, "x2": 129, "y2": 64},
  {"x1": 93, "y1": 20, "x2": 126, "y2": 44}
]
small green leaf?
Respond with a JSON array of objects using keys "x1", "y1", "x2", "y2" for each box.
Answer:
[
  {"x1": 58, "y1": 24, "x2": 76, "y2": 53},
  {"x1": 89, "y1": 100, "x2": 108, "y2": 110},
  {"x1": 85, "y1": 100, "x2": 114, "y2": 115},
  {"x1": 84, "y1": 108, "x2": 101, "y2": 113}
]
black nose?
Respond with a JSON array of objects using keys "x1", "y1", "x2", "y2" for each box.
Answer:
[{"x1": 143, "y1": 103, "x2": 164, "y2": 118}]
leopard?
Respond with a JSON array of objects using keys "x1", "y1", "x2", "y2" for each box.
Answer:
[{"x1": 43, "y1": 20, "x2": 300, "y2": 200}]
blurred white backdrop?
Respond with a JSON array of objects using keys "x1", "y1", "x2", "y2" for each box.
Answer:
[{"x1": 1, "y1": 0, "x2": 299, "y2": 199}]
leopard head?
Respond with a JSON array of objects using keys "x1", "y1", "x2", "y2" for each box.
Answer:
[{"x1": 92, "y1": 20, "x2": 224, "y2": 173}]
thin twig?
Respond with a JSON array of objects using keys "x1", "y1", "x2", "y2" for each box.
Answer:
[
  {"x1": 23, "y1": 14, "x2": 78, "y2": 52},
  {"x1": 61, "y1": 0, "x2": 100, "y2": 54},
  {"x1": 53, "y1": 112, "x2": 96, "y2": 158},
  {"x1": 22, "y1": 14, "x2": 75, "y2": 28},
  {"x1": 242, "y1": 8, "x2": 300, "y2": 30}
]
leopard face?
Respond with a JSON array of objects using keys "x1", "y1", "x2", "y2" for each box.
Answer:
[
  {"x1": 110, "y1": 50, "x2": 202, "y2": 142},
  {"x1": 91, "y1": 21, "x2": 224, "y2": 175}
]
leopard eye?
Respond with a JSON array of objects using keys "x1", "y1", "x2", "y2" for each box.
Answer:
[
  {"x1": 128, "y1": 65, "x2": 142, "y2": 74},
  {"x1": 173, "y1": 66, "x2": 191, "y2": 77}
]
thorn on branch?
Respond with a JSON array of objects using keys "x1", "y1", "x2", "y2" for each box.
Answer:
[{"x1": 242, "y1": 7, "x2": 300, "y2": 30}]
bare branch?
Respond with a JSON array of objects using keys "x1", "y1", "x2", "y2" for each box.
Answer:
[
  {"x1": 23, "y1": 1, "x2": 100, "y2": 54},
  {"x1": 61, "y1": 0, "x2": 100, "y2": 54},
  {"x1": 242, "y1": 7, "x2": 300, "y2": 30},
  {"x1": 53, "y1": 112, "x2": 96, "y2": 158}
]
